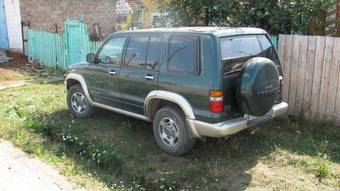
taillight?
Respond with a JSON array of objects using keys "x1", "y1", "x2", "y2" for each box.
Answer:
[
  {"x1": 279, "y1": 76, "x2": 284, "y2": 94},
  {"x1": 209, "y1": 90, "x2": 224, "y2": 113}
]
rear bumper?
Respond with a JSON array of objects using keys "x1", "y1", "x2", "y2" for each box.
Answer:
[{"x1": 189, "y1": 102, "x2": 288, "y2": 137}]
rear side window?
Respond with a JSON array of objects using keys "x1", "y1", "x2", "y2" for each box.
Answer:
[
  {"x1": 167, "y1": 36, "x2": 198, "y2": 74},
  {"x1": 124, "y1": 36, "x2": 149, "y2": 69},
  {"x1": 220, "y1": 35, "x2": 262, "y2": 60},
  {"x1": 146, "y1": 37, "x2": 162, "y2": 71},
  {"x1": 258, "y1": 35, "x2": 272, "y2": 50},
  {"x1": 258, "y1": 35, "x2": 280, "y2": 65}
]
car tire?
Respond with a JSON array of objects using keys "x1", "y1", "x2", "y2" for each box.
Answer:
[
  {"x1": 153, "y1": 105, "x2": 196, "y2": 155},
  {"x1": 236, "y1": 57, "x2": 280, "y2": 116},
  {"x1": 67, "y1": 84, "x2": 93, "y2": 118}
]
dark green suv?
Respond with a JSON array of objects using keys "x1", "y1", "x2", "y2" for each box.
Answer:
[{"x1": 65, "y1": 27, "x2": 288, "y2": 155}]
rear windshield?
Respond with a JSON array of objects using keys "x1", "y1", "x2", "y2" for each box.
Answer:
[
  {"x1": 220, "y1": 35, "x2": 281, "y2": 75},
  {"x1": 220, "y1": 35, "x2": 263, "y2": 60}
]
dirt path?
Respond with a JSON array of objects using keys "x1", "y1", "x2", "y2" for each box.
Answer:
[
  {"x1": 0, "y1": 140, "x2": 83, "y2": 191},
  {"x1": 0, "y1": 80, "x2": 27, "y2": 90},
  {"x1": 0, "y1": 76, "x2": 64, "y2": 90}
]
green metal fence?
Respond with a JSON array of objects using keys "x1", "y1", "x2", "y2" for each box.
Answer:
[
  {"x1": 28, "y1": 30, "x2": 66, "y2": 69},
  {"x1": 28, "y1": 20, "x2": 102, "y2": 70}
]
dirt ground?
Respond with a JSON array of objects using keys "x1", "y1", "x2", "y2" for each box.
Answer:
[
  {"x1": 1, "y1": 52, "x2": 35, "y2": 70},
  {"x1": 0, "y1": 52, "x2": 36, "y2": 82},
  {"x1": 0, "y1": 52, "x2": 63, "y2": 83}
]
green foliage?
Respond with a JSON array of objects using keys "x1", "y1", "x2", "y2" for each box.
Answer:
[
  {"x1": 317, "y1": 163, "x2": 330, "y2": 178},
  {"x1": 157, "y1": 0, "x2": 336, "y2": 34}
]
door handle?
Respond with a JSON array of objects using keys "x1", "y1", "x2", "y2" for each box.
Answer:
[
  {"x1": 109, "y1": 70, "x2": 117, "y2": 76},
  {"x1": 144, "y1": 75, "x2": 154, "y2": 80}
]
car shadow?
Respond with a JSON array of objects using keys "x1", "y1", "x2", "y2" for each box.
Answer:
[{"x1": 36, "y1": 108, "x2": 340, "y2": 190}]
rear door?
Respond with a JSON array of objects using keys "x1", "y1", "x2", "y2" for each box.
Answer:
[
  {"x1": 119, "y1": 36, "x2": 162, "y2": 114},
  {"x1": 219, "y1": 34, "x2": 282, "y2": 116}
]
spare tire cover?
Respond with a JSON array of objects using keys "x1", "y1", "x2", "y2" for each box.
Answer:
[{"x1": 236, "y1": 57, "x2": 280, "y2": 116}]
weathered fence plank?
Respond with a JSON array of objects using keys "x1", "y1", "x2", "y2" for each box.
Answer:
[
  {"x1": 335, "y1": 44, "x2": 340, "y2": 124},
  {"x1": 296, "y1": 36, "x2": 308, "y2": 115},
  {"x1": 278, "y1": 35, "x2": 285, "y2": 71},
  {"x1": 303, "y1": 36, "x2": 317, "y2": 119},
  {"x1": 288, "y1": 35, "x2": 301, "y2": 115},
  {"x1": 326, "y1": 38, "x2": 340, "y2": 121},
  {"x1": 318, "y1": 37, "x2": 334, "y2": 120},
  {"x1": 282, "y1": 35, "x2": 293, "y2": 103},
  {"x1": 310, "y1": 36, "x2": 325, "y2": 120}
]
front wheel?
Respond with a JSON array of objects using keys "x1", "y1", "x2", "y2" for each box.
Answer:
[
  {"x1": 153, "y1": 106, "x2": 196, "y2": 155},
  {"x1": 67, "y1": 84, "x2": 93, "y2": 118}
]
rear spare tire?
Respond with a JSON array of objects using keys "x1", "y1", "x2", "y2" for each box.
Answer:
[{"x1": 236, "y1": 57, "x2": 280, "y2": 116}]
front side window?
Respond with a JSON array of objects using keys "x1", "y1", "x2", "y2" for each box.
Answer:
[
  {"x1": 220, "y1": 35, "x2": 262, "y2": 60},
  {"x1": 124, "y1": 36, "x2": 149, "y2": 69},
  {"x1": 167, "y1": 36, "x2": 198, "y2": 74},
  {"x1": 98, "y1": 37, "x2": 126, "y2": 65}
]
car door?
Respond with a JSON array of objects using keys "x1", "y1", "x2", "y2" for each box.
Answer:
[
  {"x1": 119, "y1": 36, "x2": 162, "y2": 114},
  {"x1": 86, "y1": 36, "x2": 127, "y2": 108}
]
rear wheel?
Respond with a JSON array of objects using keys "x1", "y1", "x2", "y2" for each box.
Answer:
[
  {"x1": 67, "y1": 84, "x2": 93, "y2": 118},
  {"x1": 153, "y1": 106, "x2": 196, "y2": 155}
]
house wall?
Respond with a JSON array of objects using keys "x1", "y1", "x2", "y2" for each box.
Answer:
[
  {"x1": 4, "y1": 0, "x2": 23, "y2": 52},
  {"x1": 19, "y1": 0, "x2": 116, "y2": 37}
]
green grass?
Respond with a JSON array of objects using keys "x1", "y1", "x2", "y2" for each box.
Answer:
[{"x1": 0, "y1": 83, "x2": 339, "y2": 190}]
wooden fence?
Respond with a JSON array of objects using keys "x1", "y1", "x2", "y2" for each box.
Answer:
[{"x1": 278, "y1": 34, "x2": 340, "y2": 125}]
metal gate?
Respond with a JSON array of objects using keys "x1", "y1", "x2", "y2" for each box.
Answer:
[
  {"x1": 64, "y1": 19, "x2": 90, "y2": 65},
  {"x1": 0, "y1": 0, "x2": 9, "y2": 50}
]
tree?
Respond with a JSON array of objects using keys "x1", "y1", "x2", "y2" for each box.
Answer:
[
  {"x1": 157, "y1": 0, "x2": 209, "y2": 26},
  {"x1": 156, "y1": 0, "x2": 336, "y2": 35}
]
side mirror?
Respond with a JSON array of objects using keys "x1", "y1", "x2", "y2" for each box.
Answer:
[{"x1": 86, "y1": 53, "x2": 96, "y2": 64}]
